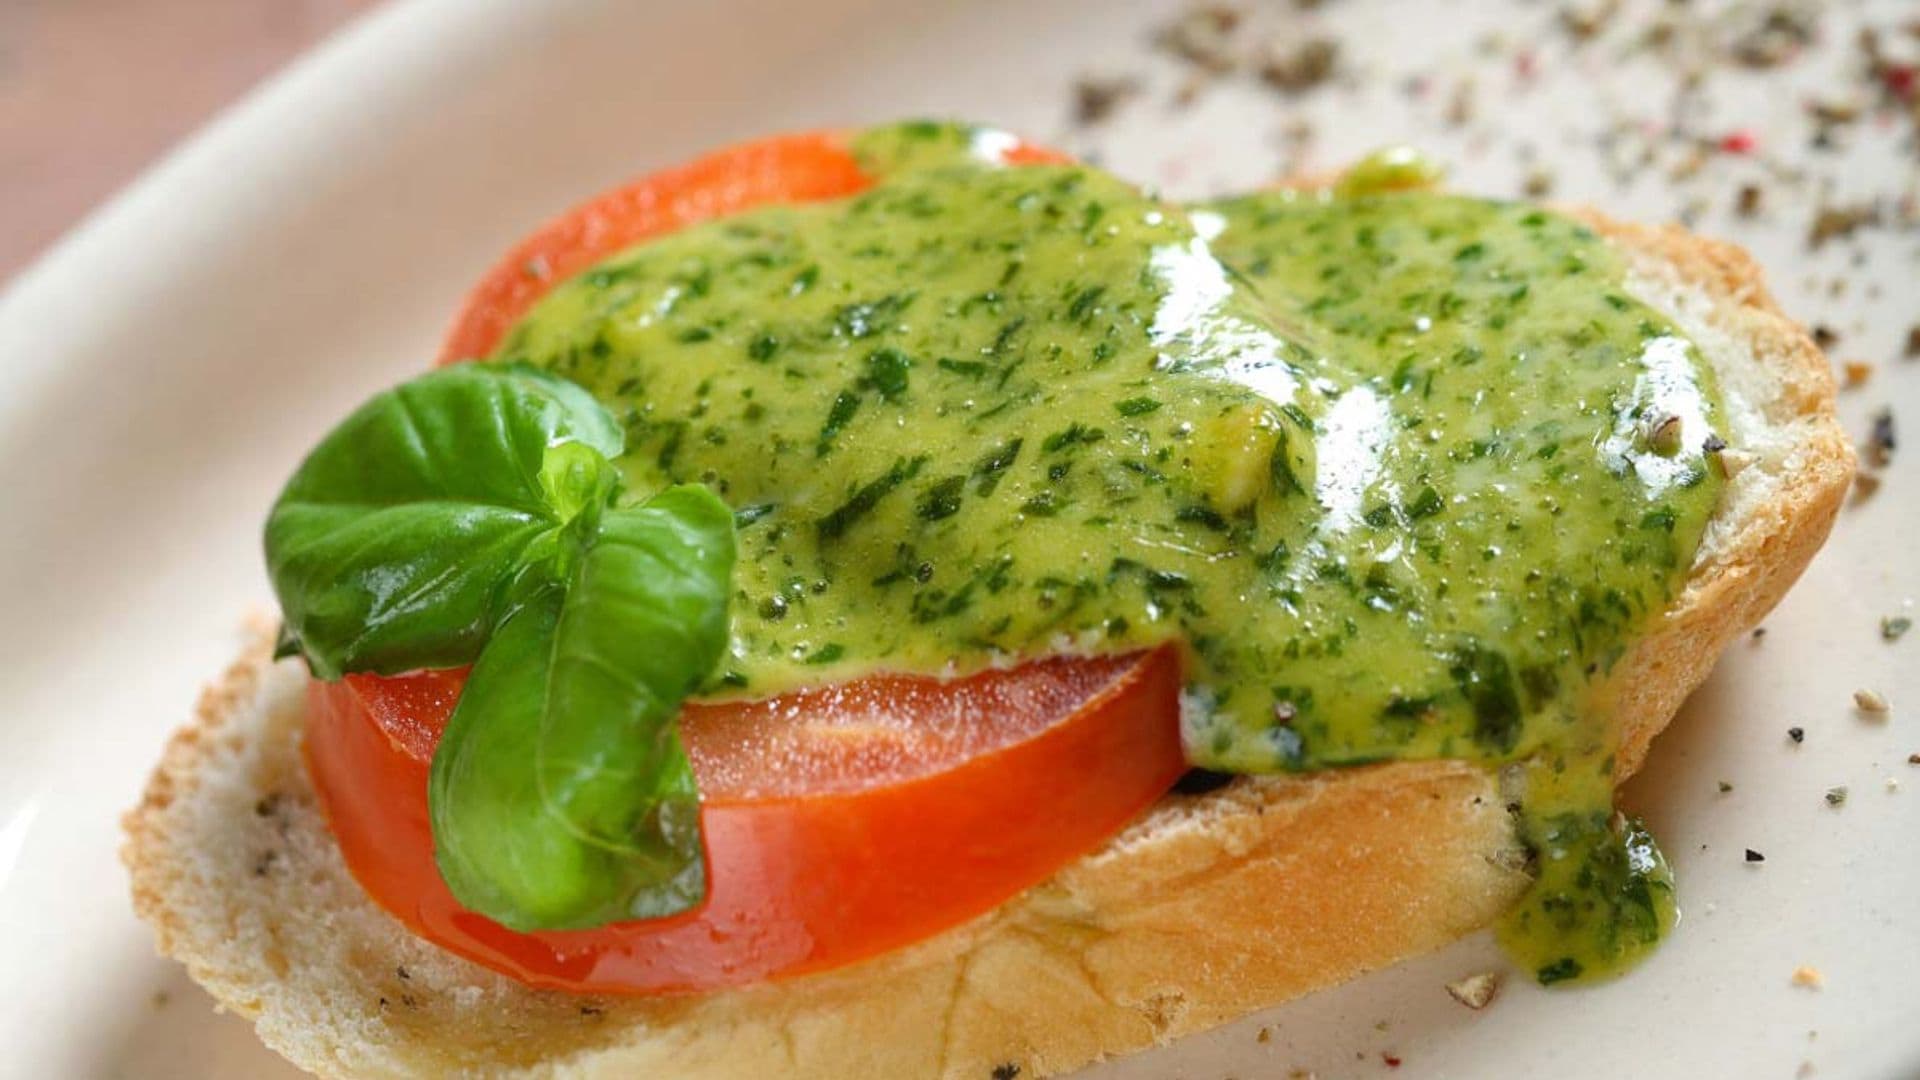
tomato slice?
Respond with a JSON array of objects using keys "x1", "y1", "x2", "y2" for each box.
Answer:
[
  {"x1": 307, "y1": 649, "x2": 1183, "y2": 994},
  {"x1": 438, "y1": 131, "x2": 869, "y2": 364},
  {"x1": 303, "y1": 127, "x2": 1182, "y2": 995},
  {"x1": 438, "y1": 128, "x2": 1072, "y2": 363}
]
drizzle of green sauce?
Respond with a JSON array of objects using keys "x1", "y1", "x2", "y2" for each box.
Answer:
[{"x1": 491, "y1": 121, "x2": 1721, "y2": 983}]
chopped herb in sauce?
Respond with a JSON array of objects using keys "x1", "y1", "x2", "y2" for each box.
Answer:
[{"x1": 494, "y1": 121, "x2": 1727, "y2": 985}]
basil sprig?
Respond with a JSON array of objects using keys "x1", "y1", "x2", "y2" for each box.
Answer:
[{"x1": 265, "y1": 363, "x2": 735, "y2": 930}]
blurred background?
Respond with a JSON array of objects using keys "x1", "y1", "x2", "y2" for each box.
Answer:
[{"x1": 0, "y1": 0, "x2": 379, "y2": 279}]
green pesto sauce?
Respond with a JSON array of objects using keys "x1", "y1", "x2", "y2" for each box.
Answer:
[{"x1": 492, "y1": 123, "x2": 1721, "y2": 984}]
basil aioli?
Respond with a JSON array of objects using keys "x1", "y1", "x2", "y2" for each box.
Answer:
[{"x1": 490, "y1": 122, "x2": 1723, "y2": 983}]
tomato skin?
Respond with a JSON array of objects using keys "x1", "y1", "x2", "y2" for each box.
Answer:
[
  {"x1": 436, "y1": 129, "x2": 1072, "y2": 364},
  {"x1": 439, "y1": 131, "x2": 871, "y2": 364},
  {"x1": 306, "y1": 650, "x2": 1184, "y2": 994}
]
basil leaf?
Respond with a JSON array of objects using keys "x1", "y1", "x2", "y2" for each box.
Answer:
[
  {"x1": 267, "y1": 361, "x2": 736, "y2": 930},
  {"x1": 428, "y1": 485, "x2": 735, "y2": 930},
  {"x1": 265, "y1": 364, "x2": 623, "y2": 678}
]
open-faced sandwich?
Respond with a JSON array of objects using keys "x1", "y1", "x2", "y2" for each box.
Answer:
[{"x1": 124, "y1": 122, "x2": 1853, "y2": 1078}]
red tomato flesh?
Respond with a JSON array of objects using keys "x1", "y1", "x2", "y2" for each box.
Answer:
[{"x1": 307, "y1": 649, "x2": 1183, "y2": 994}]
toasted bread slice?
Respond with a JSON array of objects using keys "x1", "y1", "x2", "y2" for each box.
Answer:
[{"x1": 123, "y1": 213, "x2": 1852, "y2": 1079}]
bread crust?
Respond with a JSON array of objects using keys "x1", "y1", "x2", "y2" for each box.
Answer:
[{"x1": 123, "y1": 214, "x2": 1852, "y2": 1079}]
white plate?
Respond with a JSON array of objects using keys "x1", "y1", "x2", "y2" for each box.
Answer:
[{"x1": 1, "y1": 1, "x2": 1914, "y2": 1077}]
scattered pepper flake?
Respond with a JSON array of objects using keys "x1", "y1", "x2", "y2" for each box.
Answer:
[
  {"x1": 1885, "y1": 63, "x2": 1917, "y2": 101},
  {"x1": 1791, "y1": 965, "x2": 1825, "y2": 989},
  {"x1": 1638, "y1": 16, "x2": 1677, "y2": 51},
  {"x1": 1736, "y1": 183, "x2": 1765, "y2": 217},
  {"x1": 1843, "y1": 360, "x2": 1874, "y2": 387},
  {"x1": 1559, "y1": 0, "x2": 1623, "y2": 42},
  {"x1": 991, "y1": 1064, "x2": 1021, "y2": 1080},
  {"x1": 1882, "y1": 615, "x2": 1912, "y2": 642},
  {"x1": 1865, "y1": 407, "x2": 1896, "y2": 467},
  {"x1": 1445, "y1": 971, "x2": 1501, "y2": 1009},
  {"x1": 1382, "y1": 1052, "x2": 1403, "y2": 1068},
  {"x1": 1752, "y1": 627, "x2": 1769, "y2": 641},
  {"x1": 1854, "y1": 688, "x2": 1891, "y2": 715},
  {"x1": 1905, "y1": 325, "x2": 1920, "y2": 359},
  {"x1": 1726, "y1": 5, "x2": 1816, "y2": 68},
  {"x1": 1808, "y1": 96, "x2": 1865, "y2": 124},
  {"x1": 1071, "y1": 75, "x2": 1141, "y2": 126},
  {"x1": 1812, "y1": 324, "x2": 1840, "y2": 350},
  {"x1": 1154, "y1": 3, "x2": 1242, "y2": 74},
  {"x1": 1257, "y1": 38, "x2": 1339, "y2": 94},
  {"x1": 1808, "y1": 203, "x2": 1879, "y2": 249},
  {"x1": 1746, "y1": 848, "x2": 1767, "y2": 863},
  {"x1": 1718, "y1": 780, "x2": 1735, "y2": 793},
  {"x1": 1824, "y1": 786, "x2": 1848, "y2": 807},
  {"x1": 1908, "y1": 753, "x2": 1920, "y2": 766},
  {"x1": 1257, "y1": 1025, "x2": 1273, "y2": 1044},
  {"x1": 1718, "y1": 129, "x2": 1759, "y2": 154},
  {"x1": 1523, "y1": 168, "x2": 1556, "y2": 198},
  {"x1": 1789, "y1": 726, "x2": 1806, "y2": 744}
]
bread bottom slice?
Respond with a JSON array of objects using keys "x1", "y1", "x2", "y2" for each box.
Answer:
[{"x1": 124, "y1": 215, "x2": 1852, "y2": 1079}]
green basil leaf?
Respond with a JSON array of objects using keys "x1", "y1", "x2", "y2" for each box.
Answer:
[
  {"x1": 266, "y1": 361, "x2": 736, "y2": 930},
  {"x1": 265, "y1": 363, "x2": 623, "y2": 678},
  {"x1": 428, "y1": 485, "x2": 736, "y2": 930}
]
